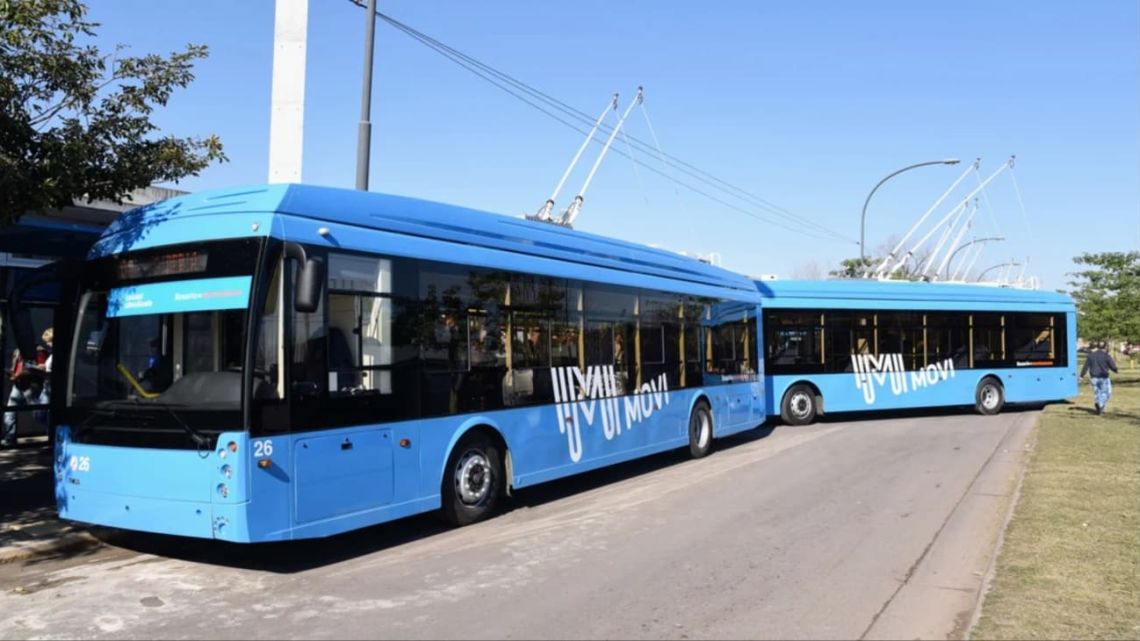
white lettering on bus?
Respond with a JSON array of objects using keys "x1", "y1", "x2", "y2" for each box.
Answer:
[
  {"x1": 551, "y1": 367, "x2": 671, "y2": 462},
  {"x1": 852, "y1": 353, "x2": 955, "y2": 405}
]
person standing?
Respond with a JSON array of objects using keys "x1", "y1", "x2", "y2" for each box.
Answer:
[
  {"x1": 1080, "y1": 340, "x2": 1119, "y2": 415},
  {"x1": 2, "y1": 327, "x2": 52, "y2": 447}
]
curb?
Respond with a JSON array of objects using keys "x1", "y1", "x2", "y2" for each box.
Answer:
[{"x1": 964, "y1": 412, "x2": 1040, "y2": 637}]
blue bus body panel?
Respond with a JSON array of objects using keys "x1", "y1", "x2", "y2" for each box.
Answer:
[
  {"x1": 756, "y1": 279, "x2": 1078, "y2": 414},
  {"x1": 55, "y1": 380, "x2": 759, "y2": 542},
  {"x1": 765, "y1": 367, "x2": 1076, "y2": 415},
  {"x1": 55, "y1": 428, "x2": 250, "y2": 539}
]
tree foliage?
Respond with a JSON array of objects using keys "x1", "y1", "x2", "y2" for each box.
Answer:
[
  {"x1": 829, "y1": 255, "x2": 929, "y2": 280},
  {"x1": 0, "y1": 0, "x2": 226, "y2": 225},
  {"x1": 1067, "y1": 251, "x2": 1140, "y2": 343}
]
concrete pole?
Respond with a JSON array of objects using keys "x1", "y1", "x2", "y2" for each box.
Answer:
[{"x1": 268, "y1": 0, "x2": 309, "y2": 183}]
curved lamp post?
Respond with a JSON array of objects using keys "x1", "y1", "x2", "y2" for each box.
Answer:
[
  {"x1": 860, "y1": 158, "x2": 961, "y2": 264},
  {"x1": 944, "y1": 236, "x2": 1004, "y2": 279},
  {"x1": 977, "y1": 261, "x2": 1021, "y2": 282}
]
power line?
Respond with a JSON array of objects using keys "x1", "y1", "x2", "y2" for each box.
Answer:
[{"x1": 348, "y1": 3, "x2": 856, "y2": 244}]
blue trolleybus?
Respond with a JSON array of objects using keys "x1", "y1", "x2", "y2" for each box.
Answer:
[
  {"x1": 756, "y1": 279, "x2": 1077, "y2": 425},
  {"x1": 50, "y1": 184, "x2": 764, "y2": 542}
]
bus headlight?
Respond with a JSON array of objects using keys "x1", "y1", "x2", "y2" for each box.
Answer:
[
  {"x1": 217, "y1": 483, "x2": 229, "y2": 498},
  {"x1": 220, "y1": 464, "x2": 233, "y2": 479}
]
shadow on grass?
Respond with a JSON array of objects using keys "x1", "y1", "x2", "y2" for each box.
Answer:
[{"x1": 1062, "y1": 403, "x2": 1140, "y2": 424}]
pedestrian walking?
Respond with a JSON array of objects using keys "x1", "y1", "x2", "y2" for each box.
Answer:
[{"x1": 1080, "y1": 340, "x2": 1118, "y2": 415}]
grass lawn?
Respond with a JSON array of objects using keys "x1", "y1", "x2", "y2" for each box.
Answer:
[{"x1": 972, "y1": 366, "x2": 1140, "y2": 640}]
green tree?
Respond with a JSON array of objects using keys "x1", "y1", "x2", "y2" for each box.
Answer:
[
  {"x1": 1067, "y1": 251, "x2": 1140, "y2": 344},
  {"x1": 829, "y1": 255, "x2": 929, "y2": 280},
  {"x1": 0, "y1": 0, "x2": 226, "y2": 226}
]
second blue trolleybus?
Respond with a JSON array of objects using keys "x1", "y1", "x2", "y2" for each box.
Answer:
[{"x1": 756, "y1": 279, "x2": 1077, "y2": 425}]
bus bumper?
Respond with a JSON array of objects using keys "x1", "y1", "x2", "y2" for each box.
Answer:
[{"x1": 54, "y1": 427, "x2": 255, "y2": 542}]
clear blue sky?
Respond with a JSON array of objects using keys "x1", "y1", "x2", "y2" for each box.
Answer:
[{"x1": 89, "y1": 1, "x2": 1139, "y2": 290}]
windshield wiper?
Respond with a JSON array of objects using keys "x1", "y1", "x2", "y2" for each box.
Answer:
[{"x1": 135, "y1": 397, "x2": 212, "y2": 449}]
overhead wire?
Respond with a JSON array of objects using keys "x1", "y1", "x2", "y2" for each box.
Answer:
[
  {"x1": 350, "y1": 3, "x2": 856, "y2": 244},
  {"x1": 1008, "y1": 168, "x2": 1033, "y2": 240},
  {"x1": 640, "y1": 100, "x2": 688, "y2": 219}
]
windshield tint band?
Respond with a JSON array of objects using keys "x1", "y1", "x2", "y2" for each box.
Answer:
[{"x1": 107, "y1": 276, "x2": 253, "y2": 318}]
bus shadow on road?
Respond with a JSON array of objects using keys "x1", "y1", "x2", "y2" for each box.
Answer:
[
  {"x1": 98, "y1": 425, "x2": 781, "y2": 573},
  {"x1": 814, "y1": 401, "x2": 1053, "y2": 425}
]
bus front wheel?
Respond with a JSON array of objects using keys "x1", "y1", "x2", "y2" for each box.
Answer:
[
  {"x1": 688, "y1": 401, "x2": 714, "y2": 458},
  {"x1": 975, "y1": 378, "x2": 1005, "y2": 415},
  {"x1": 441, "y1": 431, "x2": 503, "y2": 527},
  {"x1": 781, "y1": 384, "x2": 818, "y2": 426}
]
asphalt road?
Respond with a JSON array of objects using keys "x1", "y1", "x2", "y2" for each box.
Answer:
[{"x1": 0, "y1": 409, "x2": 1037, "y2": 640}]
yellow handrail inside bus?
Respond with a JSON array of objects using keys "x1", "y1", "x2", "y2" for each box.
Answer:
[{"x1": 116, "y1": 363, "x2": 160, "y2": 399}]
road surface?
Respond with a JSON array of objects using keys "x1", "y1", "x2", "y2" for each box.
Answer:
[{"x1": 0, "y1": 409, "x2": 1036, "y2": 640}]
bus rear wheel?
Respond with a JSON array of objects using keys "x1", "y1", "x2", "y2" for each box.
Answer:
[
  {"x1": 688, "y1": 401, "x2": 714, "y2": 458},
  {"x1": 781, "y1": 384, "x2": 818, "y2": 426},
  {"x1": 975, "y1": 377, "x2": 1004, "y2": 415},
  {"x1": 441, "y1": 432, "x2": 503, "y2": 527}
]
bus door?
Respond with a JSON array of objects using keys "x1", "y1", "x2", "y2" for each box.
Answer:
[
  {"x1": 283, "y1": 250, "x2": 397, "y2": 526},
  {"x1": 705, "y1": 304, "x2": 758, "y2": 427}
]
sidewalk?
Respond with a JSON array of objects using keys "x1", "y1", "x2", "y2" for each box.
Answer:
[{"x1": 0, "y1": 437, "x2": 105, "y2": 563}]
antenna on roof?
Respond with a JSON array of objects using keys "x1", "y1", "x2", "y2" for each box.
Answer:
[
  {"x1": 559, "y1": 87, "x2": 644, "y2": 228},
  {"x1": 530, "y1": 93, "x2": 618, "y2": 223}
]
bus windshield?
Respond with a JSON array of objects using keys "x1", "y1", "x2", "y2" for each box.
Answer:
[
  {"x1": 64, "y1": 239, "x2": 269, "y2": 446},
  {"x1": 70, "y1": 278, "x2": 251, "y2": 410}
]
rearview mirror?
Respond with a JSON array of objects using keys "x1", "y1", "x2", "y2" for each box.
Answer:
[
  {"x1": 295, "y1": 257, "x2": 325, "y2": 314},
  {"x1": 284, "y1": 242, "x2": 324, "y2": 314}
]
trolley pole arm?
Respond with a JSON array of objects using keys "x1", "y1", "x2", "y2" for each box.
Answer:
[
  {"x1": 872, "y1": 159, "x2": 977, "y2": 278},
  {"x1": 931, "y1": 200, "x2": 980, "y2": 279},
  {"x1": 882, "y1": 158, "x2": 1013, "y2": 277},
  {"x1": 534, "y1": 94, "x2": 618, "y2": 221},
  {"x1": 561, "y1": 87, "x2": 643, "y2": 227}
]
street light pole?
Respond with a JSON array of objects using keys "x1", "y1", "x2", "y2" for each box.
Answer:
[
  {"x1": 944, "y1": 236, "x2": 1004, "y2": 279},
  {"x1": 860, "y1": 158, "x2": 960, "y2": 265},
  {"x1": 355, "y1": 0, "x2": 378, "y2": 191}
]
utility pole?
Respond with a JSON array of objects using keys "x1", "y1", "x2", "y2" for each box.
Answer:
[{"x1": 356, "y1": 0, "x2": 379, "y2": 190}]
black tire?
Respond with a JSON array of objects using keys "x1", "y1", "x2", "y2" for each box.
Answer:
[
  {"x1": 688, "y1": 401, "x2": 714, "y2": 458},
  {"x1": 975, "y1": 377, "x2": 1004, "y2": 415},
  {"x1": 780, "y1": 384, "x2": 818, "y2": 426},
  {"x1": 441, "y1": 431, "x2": 503, "y2": 527}
]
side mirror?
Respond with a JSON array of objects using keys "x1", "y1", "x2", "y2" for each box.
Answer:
[
  {"x1": 295, "y1": 257, "x2": 325, "y2": 314},
  {"x1": 283, "y1": 242, "x2": 324, "y2": 313}
]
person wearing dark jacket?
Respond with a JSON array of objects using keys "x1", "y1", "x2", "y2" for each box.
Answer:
[{"x1": 1080, "y1": 341, "x2": 1119, "y2": 415}]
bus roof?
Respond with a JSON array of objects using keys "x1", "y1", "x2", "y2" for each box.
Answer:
[
  {"x1": 93, "y1": 183, "x2": 759, "y2": 296},
  {"x1": 754, "y1": 278, "x2": 1073, "y2": 309}
]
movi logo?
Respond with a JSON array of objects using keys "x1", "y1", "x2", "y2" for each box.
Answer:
[
  {"x1": 550, "y1": 366, "x2": 671, "y2": 462},
  {"x1": 852, "y1": 353, "x2": 956, "y2": 404}
]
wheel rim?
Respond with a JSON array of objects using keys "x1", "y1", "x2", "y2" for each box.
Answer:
[
  {"x1": 790, "y1": 392, "x2": 812, "y2": 419},
  {"x1": 696, "y1": 411, "x2": 711, "y2": 449},
  {"x1": 455, "y1": 449, "x2": 491, "y2": 505},
  {"x1": 982, "y1": 385, "x2": 999, "y2": 410}
]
